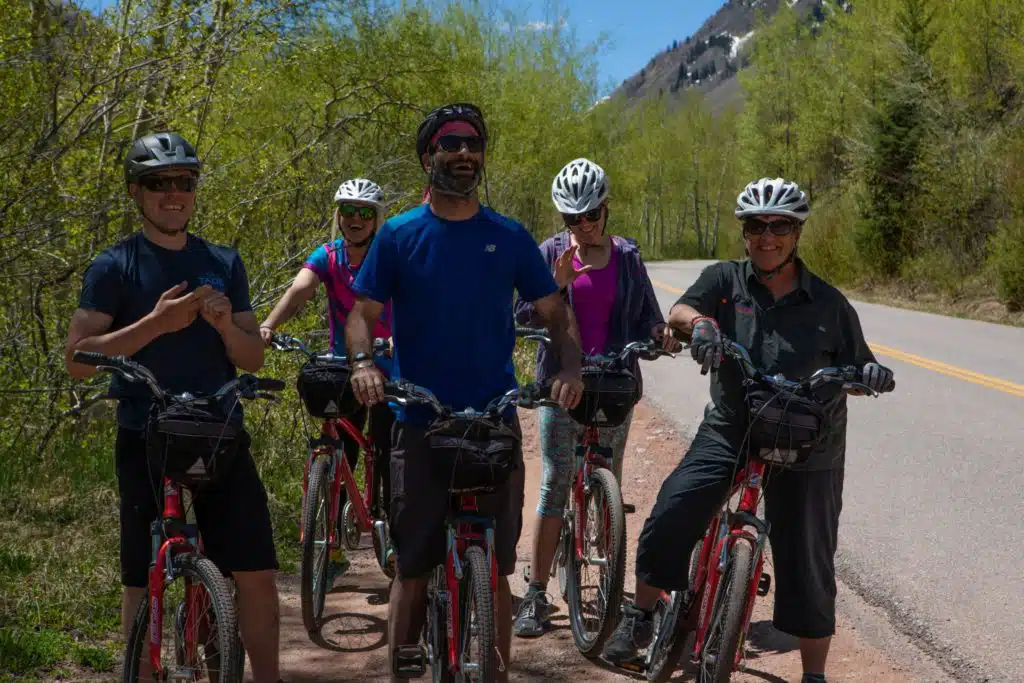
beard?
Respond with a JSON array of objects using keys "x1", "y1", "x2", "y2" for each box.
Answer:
[{"x1": 430, "y1": 158, "x2": 481, "y2": 198}]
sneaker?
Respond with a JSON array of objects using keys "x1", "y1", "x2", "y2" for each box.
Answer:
[
  {"x1": 325, "y1": 548, "x2": 350, "y2": 586},
  {"x1": 601, "y1": 602, "x2": 654, "y2": 664},
  {"x1": 513, "y1": 585, "x2": 553, "y2": 638},
  {"x1": 801, "y1": 675, "x2": 828, "y2": 683}
]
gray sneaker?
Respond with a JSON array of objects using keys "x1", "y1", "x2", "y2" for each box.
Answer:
[
  {"x1": 602, "y1": 602, "x2": 654, "y2": 664},
  {"x1": 513, "y1": 588, "x2": 553, "y2": 638}
]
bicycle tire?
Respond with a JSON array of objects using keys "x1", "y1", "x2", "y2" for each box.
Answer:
[
  {"x1": 300, "y1": 456, "x2": 331, "y2": 635},
  {"x1": 565, "y1": 467, "x2": 626, "y2": 657},
  {"x1": 460, "y1": 546, "x2": 496, "y2": 682},
  {"x1": 123, "y1": 554, "x2": 240, "y2": 683},
  {"x1": 699, "y1": 541, "x2": 754, "y2": 683},
  {"x1": 370, "y1": 461, "x2": 395, "y2": 580}
]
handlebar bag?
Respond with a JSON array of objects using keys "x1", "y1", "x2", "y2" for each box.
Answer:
[
  {"x1": 426, "y1": 419, "x2": 520, "y2": 493},
  {"x1": 146, "y1": 400, "x2": 241, "y2": 489},
  {"x1": 296, "y1": 359, "x2": 360, "y2": 419},
  {"x1": 744, "y1": 384, "x2": 828, "y2": 467},
  {"x1": 568, "y1": 366, "x2": 641, "y2": 428}
]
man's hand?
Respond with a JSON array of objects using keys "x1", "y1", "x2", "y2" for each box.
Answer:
[
  {"x1": 552, "y1": 244, "x2": 592, "y2": 290},
  {"x1": 550, "y1": 369, "x2": 584, "y2": 410},
  {"x1": 689, "y1": 316, "x2": 723, "y2": 375},
  {"x1": 351, "y1": 363, "x2": 386, "y2": 406},
  {"x1": 861, "y1": 362, "x2": 895, "y2": 393},
  {"x1": 259, "y1": 326, "x2": 275, "y2": 347},
  {"x1": 199, "y1": 289, "x2": 233, "y2": 332},
  {"x1": 652, "y1": 323, "x2": 682, "y2": 353},
  {"x1": 149, "y1": 282, "x2": 208, "y2": 335}
]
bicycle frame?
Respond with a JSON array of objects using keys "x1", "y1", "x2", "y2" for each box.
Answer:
[
  {"x1": 146, "y1": 477, "x2": 210, "y2": 677},
  {"x1": 570, "y1": 425, "x2": 614, "y2": 565},
  {"x1": 440, "y1": 494, "x2": 498, "y2": 674},
  {"x1": 298, "y1": 416, "x2": 378, "y2": 546},
  {"x1": 688, "y1": 458, "x2": 769, "y2": 668}
]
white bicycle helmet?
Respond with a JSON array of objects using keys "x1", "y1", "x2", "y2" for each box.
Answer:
[
  {"x1": 735, "y1": 177, "x2": 810, "y2": 222},
  {"x1": 334, "y1": 178, "x2": 385, "y2": 211},
  {"x1": 551, "y1": 158, "x2": 609, "y2": 214}
]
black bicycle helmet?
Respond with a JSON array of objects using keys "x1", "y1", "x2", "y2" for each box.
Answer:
[
  {"x1": 124, "y1": 132, "x2": 201, "y2": 186},
  {"x1": 415, "y1": 102, "x2": 488, "y2": 170}
]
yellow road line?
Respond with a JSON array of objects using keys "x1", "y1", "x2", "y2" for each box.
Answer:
[{"x1": 650, "y1": 278, "x2": 1024, "y2": 398}]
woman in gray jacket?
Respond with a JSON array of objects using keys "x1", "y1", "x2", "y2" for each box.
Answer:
[{"x1": 512, "y1": 158, "x2": 680, "y2": 638}]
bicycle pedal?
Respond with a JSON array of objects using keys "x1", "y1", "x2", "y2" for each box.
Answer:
[
  {"x1": 757, "y1": 572, "x2": 772, "y2": 596},
  {"x1": 392, "y1": 644, "x2": 427, "y2": 678},
  {"x1": 615, "y1": 656, "x2": 647, "y2": 673},
  {"x1": 622, "y1": 503, "x2": 636, "y2": 514}
]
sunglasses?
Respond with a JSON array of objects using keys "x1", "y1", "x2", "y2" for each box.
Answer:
[
  {"x1": 138, "y1": 175, "x2": 198, "y2": 193},
  {"x1": 338, "y1": 203, "x2": 377, "y2": 220},
  {"x1": 435, "y1": 135, "x2": 485, "y2": 154},
  {"x1": 742, "y1": 217, "x2": 798, "y2": 236},
  {"x1": 562, "y1": 206, "x2": 604, "y2": 227}
]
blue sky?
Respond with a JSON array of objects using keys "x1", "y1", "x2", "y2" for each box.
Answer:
[{"x1": 87, "y1": 0, "x2": 725, "y2": 94}]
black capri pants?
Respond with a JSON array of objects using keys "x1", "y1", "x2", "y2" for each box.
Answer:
[{"x1": 635, "y1": 421, "x2": 844, "y2": 639}]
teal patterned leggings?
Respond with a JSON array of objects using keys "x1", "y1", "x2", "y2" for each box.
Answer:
[{"x1": 536, "y1": 405, "x2": 634, "y2": 518}]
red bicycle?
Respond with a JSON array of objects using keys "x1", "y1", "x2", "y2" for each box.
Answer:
[
  {"x1": 388, "y1": 380, "x2": 553, "y2": 682},
  {"x1": 516, "y1": 328, "x2": 674, "y2": 656},
  {"x1": 73, "y1": 350, "x2": 284, "y2": 683},
  {"x1": 270, "y1": 333, "x2": 394, "y2": 636},
  {"x1": 637, "y1": 338, "x2": 887, "y2": 682}
]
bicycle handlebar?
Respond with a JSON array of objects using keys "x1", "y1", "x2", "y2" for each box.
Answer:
[
  {"x1": 514, "y1": 327, "x2": 675, "y2": 364},
  {"x1": 719, "y1": 338, "x2": 876, "y2": 397},
  {"x1": 383, "y1": 379, "x2": 559, "y2": 421},
  {"x1": 72, "y1": 350, "x2": 285, "y2": 404},
  {"x1": 270, "y1": 333, "x2": 390, "y2": 363}
]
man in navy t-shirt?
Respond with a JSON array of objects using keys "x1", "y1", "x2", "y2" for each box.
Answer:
[
  {"x1": 345, "y1": 103, "x2": 584, "y2": 683},
  {"x1": 64, "y1": 133, "x2": 283, "y2": 683}
]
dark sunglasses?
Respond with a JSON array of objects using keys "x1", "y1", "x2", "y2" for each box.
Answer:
[
  {"x1": 338, "y1": 203, "x2": 376, "y2": 220},
  {"x1": 138, "y1": 175, "x2": 198, "y2": 193},
  {"x1": 742, "y1": 218, "x2": 798, "y2": 236},
  {"x1": 435, "y1": 135, "x2": 485, "y2": 153},
  {"x1": 562, "y1": 206, "x2": 604, "y2": 227}
]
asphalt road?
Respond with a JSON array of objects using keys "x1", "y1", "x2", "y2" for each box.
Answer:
[{"x1": 640, "y1": 259, "x2": 1024, "y2": 683}]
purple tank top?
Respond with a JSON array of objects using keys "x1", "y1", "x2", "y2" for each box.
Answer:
[{"x1": 571, "y1": 247, "x2": 618, "y2": 356}]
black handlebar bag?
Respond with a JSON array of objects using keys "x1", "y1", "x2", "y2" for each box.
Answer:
[
  {"x1": 743, "y1": 385, "x2": 829, "y2": 468},
  {"x1": 146, "y1": 400, "x2": 241, "y2": 490},
  {"x1": 567, "y1": 366, "x2": 641, "y2": 428},
  {"x1": 296, "y1": 360, "x2": 361, "y2": 419},
  {"x1": 426, "y1": 418, "x2": 520, "y2": 493}
]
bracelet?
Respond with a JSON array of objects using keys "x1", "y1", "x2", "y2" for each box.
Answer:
[{"x1": 691, "y1": 315, "x2": 718, "y2": 329}]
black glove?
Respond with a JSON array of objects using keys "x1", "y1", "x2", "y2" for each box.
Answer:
[
  {"x1": 861, "y1": 362, "x2": 895, "y2": 393},
  {"x1": 689, "y1": 317, "x2": 724, "y2": 375}
]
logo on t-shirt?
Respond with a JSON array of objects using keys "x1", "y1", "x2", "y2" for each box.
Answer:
[{"x1": 198, "y1": 273, "x2": 226, "y2": 291}]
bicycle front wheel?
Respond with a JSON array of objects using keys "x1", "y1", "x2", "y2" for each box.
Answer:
[
  {"x1": 458, "y1": 546, "x2": 496, "y2": 682},
  {"x1": 300, "y1": 456, "x2": 332, "y2": 635},
  {"x1": 698, "y1": 540, "x2": 754, "y2": 683},
  {"x1": 565, "y1": 466, "x2": 626, "y2": 656},
  {"x1": 123, "y1": 554, "x2": 240, "y2": 683}
]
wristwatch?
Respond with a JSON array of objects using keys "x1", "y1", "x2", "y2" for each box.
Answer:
[{"x1": 352, "y1": 352, "x2": 373, "y2": 369}]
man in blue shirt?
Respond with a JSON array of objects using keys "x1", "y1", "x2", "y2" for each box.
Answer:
[
  {"x1": 64, "y1": 133, "x2": 283, "y2": 683},
  {"x1": 346, "y1": 103, "x2": 584, "y2": 682}
]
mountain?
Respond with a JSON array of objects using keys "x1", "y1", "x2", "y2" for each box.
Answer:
[{"x1": 607, "y1": 0, "x2": 840, "y2": 111}]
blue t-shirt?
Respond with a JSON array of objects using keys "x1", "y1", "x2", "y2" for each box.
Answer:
[
  {"x1": 352, "y1": 205, "x2": 557, "y2": 424},
  {"x1": 77, "y1": 232, "x2": 252, "y2": 430}
]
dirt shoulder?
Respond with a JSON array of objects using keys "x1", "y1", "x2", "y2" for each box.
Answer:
[{"x1": 264, "y1": 400, "x2": 943, "y2": 683}]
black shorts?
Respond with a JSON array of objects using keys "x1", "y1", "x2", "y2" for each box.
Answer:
[
  {"x1": 389, "y1": 418, "x2": 525, "y2": 580},
  {"x1": 635, "y1": 421, "x2": 844, "y2": 639},
  {"x1": 115, "y1": 427, "x2": 279, "y2": 587}
]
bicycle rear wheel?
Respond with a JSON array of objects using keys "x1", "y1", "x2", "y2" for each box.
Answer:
[
  {"x1": 300, "y1": 456, "x2": 331, "y2": 635},
  {"x1": 424, "y1": 566, "x2": 455, "y2": 683},
  {"x1": 458, "y1": 546, "x2": 496, "y2": 682},
  {"x1": 123, "y1": 554, "x2": 240, "y2": 683},
  {"x1": 565, "y1": 467, "x2": 626, "y2": 657},
  {"x1": 698, "y1": 541, "x2": 754, "y2": 683}
]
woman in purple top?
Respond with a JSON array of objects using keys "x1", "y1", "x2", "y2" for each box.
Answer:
[
  {"x1": 259, "y1": 178, "x2": 393, "y2": 579},
  {"x1": 513, "y1": 158, "x2": 680, "y2": 638}
]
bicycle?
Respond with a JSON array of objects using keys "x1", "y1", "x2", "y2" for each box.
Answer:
[
  {"x1": 72, "y1": 350, "x2": 284, "y2": 683},
  {"x1": 636, "y1": 337, "x2": 888, "y2": 683},
  {"x1": 387, "y1": 380, "x2": 556, "y2": 682},
  {"x1": 515, "y1": 328, "x2": 674, "y2": 656},
  {"x1": 269, "y1": 333, "x2": 394, "y2": 636}
]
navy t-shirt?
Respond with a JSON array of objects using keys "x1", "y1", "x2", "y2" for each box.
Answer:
[
  {"x1": 77, "y1": 232, "x2": 252, "y2": 430},
  {"x1": 352, "y1": 205, "x2": 557, "y2": 424}
]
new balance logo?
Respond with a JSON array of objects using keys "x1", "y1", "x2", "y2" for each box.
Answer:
[{"x1": 484, "y1": 244, "x2": 496, "y2": 252}]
